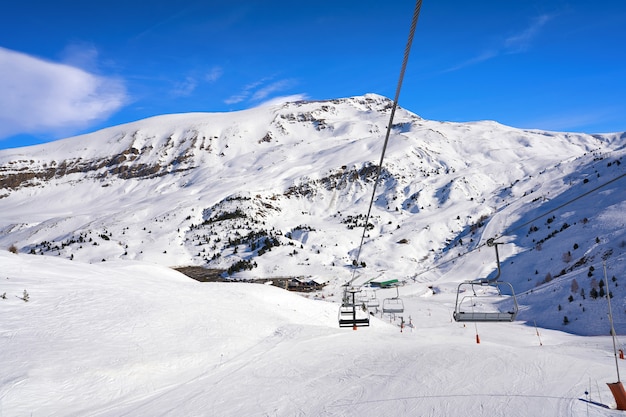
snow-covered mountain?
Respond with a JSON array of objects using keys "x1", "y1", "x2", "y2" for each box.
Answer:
[
  {"x1": 4, "y1": 94, "x2": 626, "y2": 416},
  {"x1": 1, "y1": 93, "x2": 625, "y2": 336}
]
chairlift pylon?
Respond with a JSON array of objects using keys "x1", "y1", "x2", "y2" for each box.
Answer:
[
  {"x1": 382, "y1": 284, "x2": 404, "y2": 314},
  {"x1": 453, "y1": 239, "x2": 519, "y2": 322}
]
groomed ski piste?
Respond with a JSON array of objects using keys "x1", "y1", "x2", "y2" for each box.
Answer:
[{"x1": 3, "y1": 249, "x2": 626, "y2": 417}]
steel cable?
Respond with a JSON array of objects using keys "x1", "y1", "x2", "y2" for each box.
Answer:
[{"x1": 350, "y1": 0, "x2": 423, "y2": 284}]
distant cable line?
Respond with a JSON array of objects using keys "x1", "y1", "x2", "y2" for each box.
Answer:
[
  {"x1": 495, "y1": 170, "x2": 626, "y2": 242},
  {"x1": 412, "y1": 169, "x2": 626, "y2": 280}
]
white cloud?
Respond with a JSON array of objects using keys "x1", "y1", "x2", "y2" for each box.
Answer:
[
  {"x1": 223, "y1": 94, "x2": 247, "y2": 105},
  {"x1": 256, "y1": 94, "x2": 309, "y2": 107},
  {"x1": 504, "y1": 14, "x2": 552, "y2": 53},
  {"x1": 250, "y1": 79, "x2": 296, "y2": 102},
  {"x1": 60, "y1": 42, "x2": 100, "y2": 71},
  {"x1": 205, "y1": 66, "x2": 223, "y2": 83},
  {"x1": 0, "y1": 47, "x2": 127, "y2": 140},
  {"x1": 172, "y1": 76, "x2": 198, "y2": 97},
  {"x1": 170, "y1": 66, "x2": 223, "y2": 97},
  {"x1": 225, "y1": 77, "x2": 297, "y2": 106},
  {"x1": 224, "y1": 78, "x2": 266, "y2": 105},
  {"x1": 444, "y1": 14, "x2": 553, "y2": 73},
  {"x1": 443, "y1": 50, "x2": 498, "y2": 73}
]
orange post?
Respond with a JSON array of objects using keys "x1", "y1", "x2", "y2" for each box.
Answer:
[
  {"x1": 476, "y1": 334, "x2": 481, "y2": 344},
  {"x1": 607, "y1": 382, "x2": 626, "y2": 410}
]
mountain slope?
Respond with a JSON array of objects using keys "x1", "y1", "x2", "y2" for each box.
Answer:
[
  {"x1": 0, "y1": 94, "x2": 625, "y2": 335},
  {"x1": 2, "y1": 250, "x2": 624, "y2": 416}
]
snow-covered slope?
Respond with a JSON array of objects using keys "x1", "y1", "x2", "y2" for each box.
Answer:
[
  {"x1": 2, "y1": 250, "x2": 625, "y2": 416},
  {"x1": 0, "y1": 94, "x2": 625, "y2": 337}
]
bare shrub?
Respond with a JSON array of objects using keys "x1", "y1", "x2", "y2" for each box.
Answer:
[
  {"x1": 562, "y1": 251, "x2": 572, "y2": 263},
  {"x1": 542, "y1": 272, "x2": 553, "y2": 284}
]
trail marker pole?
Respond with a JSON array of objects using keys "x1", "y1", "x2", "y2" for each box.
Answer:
[
  {"x1": 534, "y1": 320, "x2": 543, "y2": 346},
  {"x1": 604, "y1": 261, "x2": 626, "y2": 410}
]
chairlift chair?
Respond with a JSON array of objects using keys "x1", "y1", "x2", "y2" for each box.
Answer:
[
  {"x1": 452, "y1": 239, "x2": 519, "y2": 323},
  {"x1": 357, "y1": 289, "x2": 380, "y2": 309},
  {"x1": 339, "y1": 287, "x2": 370, "y2": 328},
  {"x1": 453, "y1": 279, "x2": 518, "y2": 322},
  {"x1": 382, "y1": 285, "x2": 404, "y2": 314}
]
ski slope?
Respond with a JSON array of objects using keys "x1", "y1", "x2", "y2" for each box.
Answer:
[{"x1": 2, "y1": 250, "x2": 625, "y2": 416}]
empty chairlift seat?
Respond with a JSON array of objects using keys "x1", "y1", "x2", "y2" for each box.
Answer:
[
  {"x1": 357, "y1": 290, "x2": 380, "y2": 309},
  {"x1": 382, "y1": 285, "x2": 404, "y2": 314},
  {"x1": 338, "y1": 288, "x2": 370, "y2": 328},
  {"x1": 382, "y1": 297, "x2": 404, "y2": 314},
  {"x1": 453, "y1": 239, "x2": 519, "y2": 323},
  {"x1": 453, "y1": 280, "x2": 518, "y2": 322}
]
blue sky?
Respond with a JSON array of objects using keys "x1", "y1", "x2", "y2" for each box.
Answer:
[{"x1": 1, "y1": 0, "x2": 625, "y2": 149}]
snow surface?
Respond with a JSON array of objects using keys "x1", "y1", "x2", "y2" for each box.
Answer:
[
  {"x1": 2, "y1": 250, "x2": 626, "y2": 416},
  {"x1": 1, "y1": 94, "x2": 626, "y2": 415},
  {"x1": 1, "y1": 95, "x2": 624, "y2": 335}
]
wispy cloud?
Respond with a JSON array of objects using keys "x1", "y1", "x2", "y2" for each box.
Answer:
[
  {"x1": 225, "y1": 77, "x2": 298, "y2": 106},
  {"x1": 169, "y1": 66, "x2": 223, "y2": 97},
  {"x1": 251, "y1": 80, "x2": 296, "y2": 101},
  {"x1": 223, "y1": 94, "x2": 247, "y2": 105},
  {"x1": 520, "y1": 106, "x2": 621, "y2": 133},
  {"x1": 205, "y1": 66, "x2": 223, "y2": 83},
  {"x1": 224, "y1": 78, "x2": 267, "y2": 104},
  {"x1": 504, "y1": 14, "x2": 552, "y2": 53},
  {"x1": 171, "y1": 76, "x2": 198, "y2": 97},
  {"x1": 443, "y1": 50, "x2": 498, "y2": 73},
  {"x1": 60, "y1": 42, "x2": 101, "y2": 71},
  {"x1": 445, "y1": 14, "x2": 554, "y2": 73},
  {"x1": 256, "y1": 94, "x2": 309, "y2": 108},
  {"x1": 0, "y1": 47, "x2": 127, "y2": 140}
]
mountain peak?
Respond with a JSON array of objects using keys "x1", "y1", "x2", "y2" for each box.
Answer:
[{"x1": 0, "y1": 95, "x2": 625, "y2": 335}]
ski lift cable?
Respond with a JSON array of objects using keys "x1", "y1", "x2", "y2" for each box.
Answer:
[
  {"x1": 493, "y1": 170, "x2": 626, "y2": 244},
  {"x1": 410, "y1": 170, "x2": 626, "y2": 281},
  {"x1": 347, "y1": 0, "x2": 622, "y2": 286},
  {"x1": 350, "y1": 0, "x2": 423, "y2": 285}
]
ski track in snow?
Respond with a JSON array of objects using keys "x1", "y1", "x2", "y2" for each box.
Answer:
[{"x1": 2, "y1": 251, "x2": 626, "y2": 416}]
